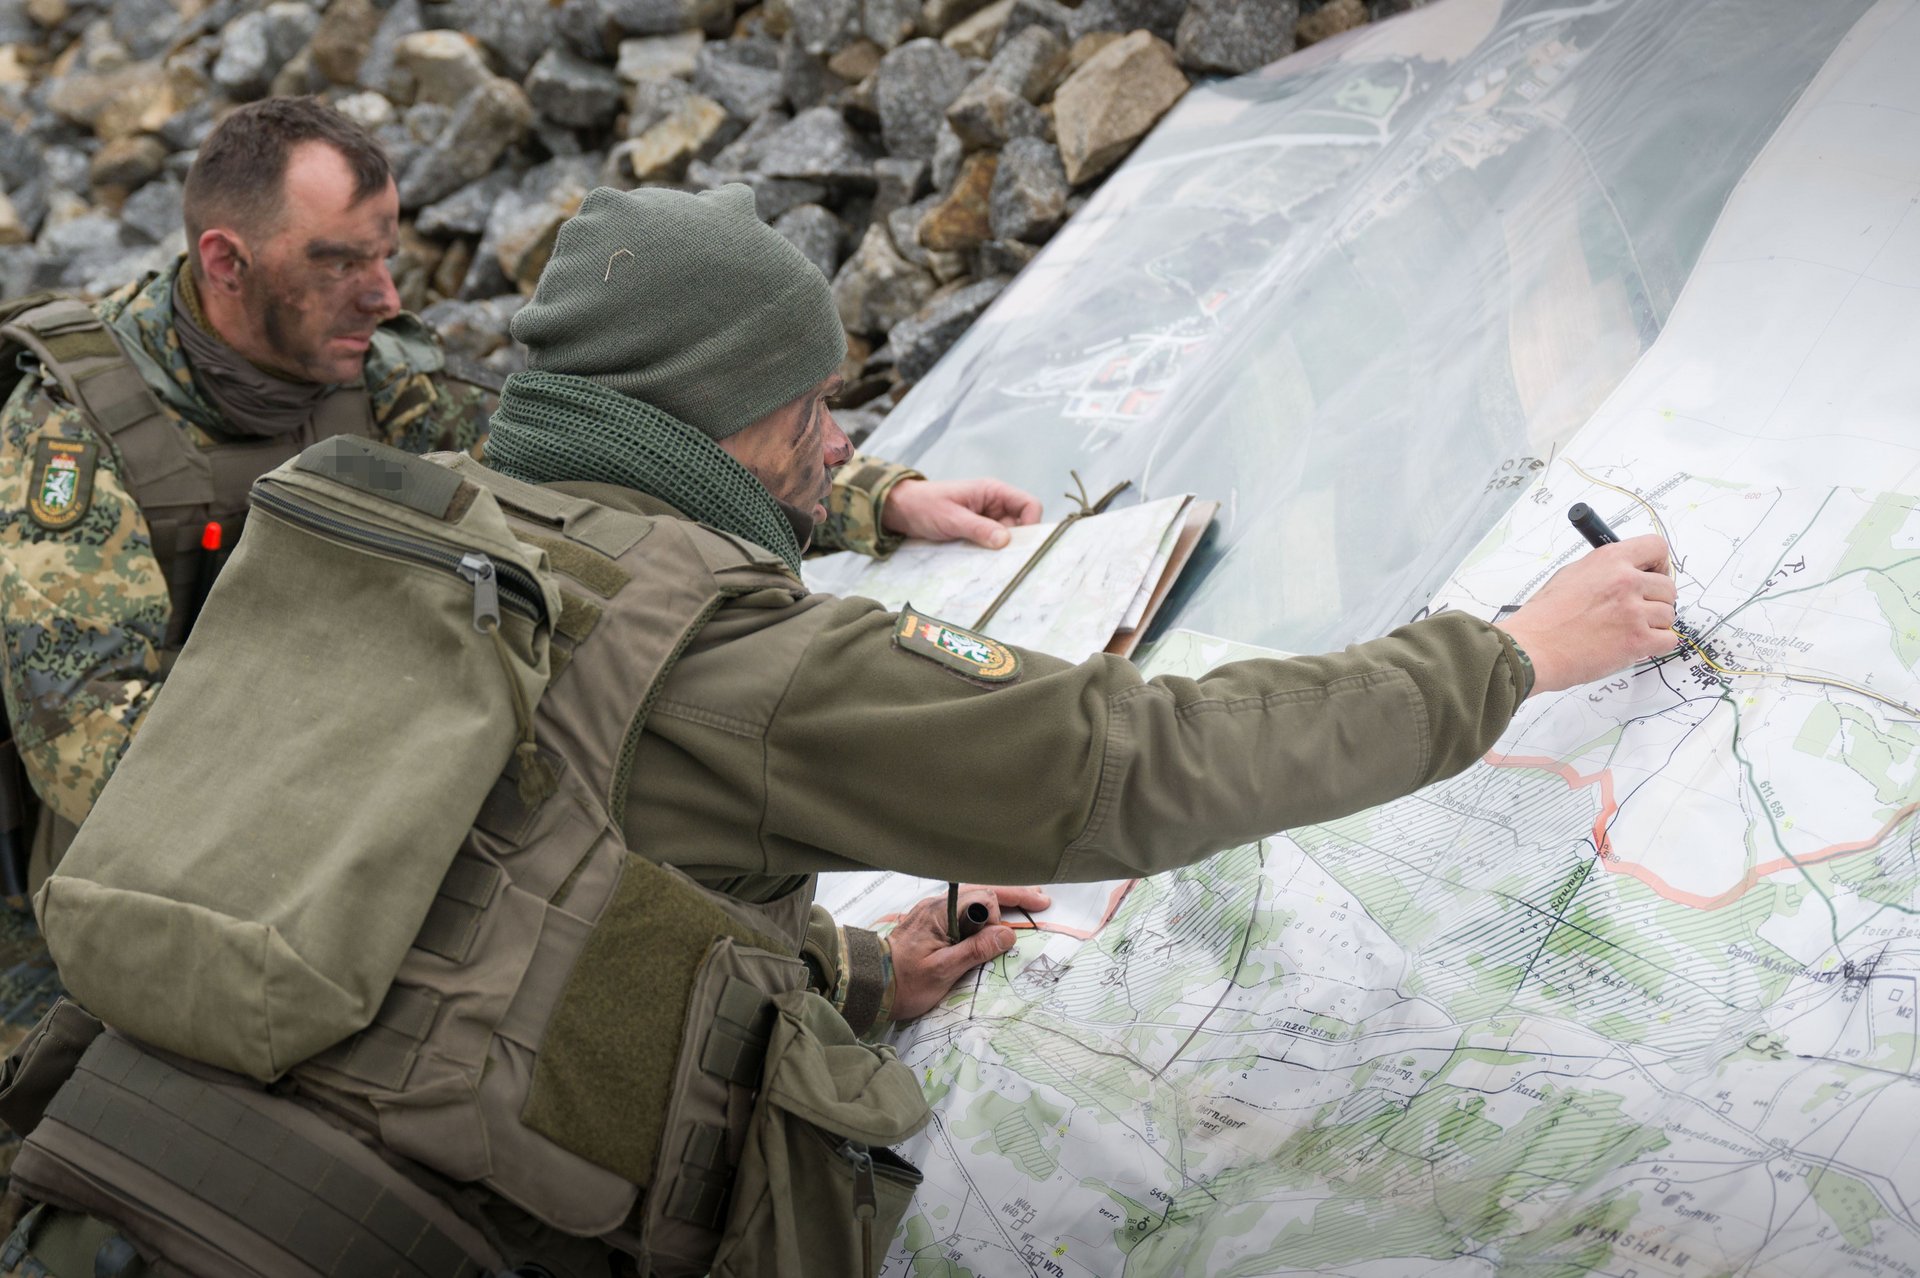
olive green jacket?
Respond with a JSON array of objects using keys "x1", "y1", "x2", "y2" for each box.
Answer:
[{"x1": 562, "y1": 484, "x2": 1534, "y2": 896}]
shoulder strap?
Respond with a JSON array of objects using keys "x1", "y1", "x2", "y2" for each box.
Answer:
[{"x1": 0, "y1": 298, "x2": 211, "y2": 514}]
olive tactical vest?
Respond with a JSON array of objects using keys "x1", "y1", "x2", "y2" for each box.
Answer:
[{"x1": 286, "y1": 455, "x2": 829, "y2": 1274}]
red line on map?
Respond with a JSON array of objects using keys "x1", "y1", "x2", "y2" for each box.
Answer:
[{"x1": 1480, "y1": 751, "x2": 1920, "y2": 909}]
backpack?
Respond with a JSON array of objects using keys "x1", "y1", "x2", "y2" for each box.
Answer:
[{"x1": 38, "y1": 436, "x2": 559, "y2": 1080}]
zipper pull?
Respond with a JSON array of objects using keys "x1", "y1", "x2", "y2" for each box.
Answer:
[
  {"x1": 456, "y1": 553, "x2": 500, "y2": 633},
  {"x1": 840, "y1": 1141, "x2": 878, "y2": 1276}
]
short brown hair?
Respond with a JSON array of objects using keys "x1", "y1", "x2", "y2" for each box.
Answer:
[{"x1": 183, "y1": 97, "x2": 392, "y2": 273}]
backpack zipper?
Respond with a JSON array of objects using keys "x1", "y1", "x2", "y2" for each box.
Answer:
[
  {"x1": 838, "y1": 1139, "x2": 878, "y2": 1278},
  {"x1": 252, "y1": 483, "x2": 547, "y2": 628}
]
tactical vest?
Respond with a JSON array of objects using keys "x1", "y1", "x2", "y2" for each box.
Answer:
[{"x1": 284, "y1": 456, "x2": 893, "y2": 1275}]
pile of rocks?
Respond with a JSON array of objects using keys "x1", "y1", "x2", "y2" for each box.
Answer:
[{"x1": 0, "y1": 0, "x2": 1407, "y2": 431}]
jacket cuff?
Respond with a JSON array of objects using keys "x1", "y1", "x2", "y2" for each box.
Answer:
[
  {"x1": 1490, "y1": 624, "x2": 1536, "y2": 702},
  {"x1": 816, "y1": 453, "x2": 925, "y2": 558},
  {"x1": 839, "y1": 926, "x2": 892, "y2": 1036}
]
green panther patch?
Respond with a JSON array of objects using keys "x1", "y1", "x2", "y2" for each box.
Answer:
[
  {"x1": 28, "y1": 437, "x2": 97, "y2": 531},
  {"x1": 893, "y1": 605, "x2": 1020, "y2": 683}
]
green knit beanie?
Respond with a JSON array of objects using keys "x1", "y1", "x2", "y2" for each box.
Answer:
[{"x1": 509, "y1": 184, "x2": 846, "y2": 440}]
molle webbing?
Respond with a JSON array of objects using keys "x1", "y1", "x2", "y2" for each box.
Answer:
[{"x1": 31, "y1": 1035, "x2": 486, "y2": 1278}]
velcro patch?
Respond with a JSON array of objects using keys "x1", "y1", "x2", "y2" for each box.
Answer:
[
  {"x1": 893, "y1": 605, "x2": 1020, "y2": 683},
  {"x1": 28, "y1": 437, "x2": 98, "y2": 531}
]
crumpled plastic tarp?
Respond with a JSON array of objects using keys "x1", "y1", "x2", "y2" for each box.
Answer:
[{"x1": 860, "y1": 0, "x2": 1874, "y2": 654}]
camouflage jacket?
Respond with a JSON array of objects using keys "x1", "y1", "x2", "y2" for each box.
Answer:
[{"x1": 0, "y1": 263, "x2": 917, "y2": 826}]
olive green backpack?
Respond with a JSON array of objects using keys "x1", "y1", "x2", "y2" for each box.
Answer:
[{"x1": 37, "y1": 436, "x2": 560, "y2": 1082}]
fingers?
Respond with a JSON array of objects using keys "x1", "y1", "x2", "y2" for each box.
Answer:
[
  {"x1": 933, "y1": 924, "x2": 1015, "y2": 983},
  {"x1": 1643, "y1": 571, "x2": 1677, "y2": 605},
  {"x1": 1618, "y1": 534, "x2": 1670, "y2": 575},
  {"x1": 996, "y1": 484, "x2": 1043, "y2": 527},
  {"x1": 961, "y1": 884, "x2": 1052, "y2": 913},
  {"x1": 951, "y1": 508, "x2": 1013, "y2": 549}
]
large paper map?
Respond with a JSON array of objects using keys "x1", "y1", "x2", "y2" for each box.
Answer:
[
  {"x1": 877, "y1": 470, "x2": 1920, "y2": 1278},
  {"x1": 850, "y1": 1, "x2": 1920, "y2": 1273}
]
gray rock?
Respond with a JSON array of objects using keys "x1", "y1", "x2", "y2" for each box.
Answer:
[
  {"x1": 692, "y1": 35, "x2": 784, "y2": 120},
  {"x1": 333, "y1": 90, "x2": 397, "y2": 133},
  {"x1": 211, "y1": 11, "x2": 273, "y2": 98},
  {"x1": 404, "y1": 102, "x2": 452, "y2": 143},
  {"x1": 788, "y1": 0, "x2": 859, "y2": 56},
  {"x1": 600, "y1": 0, "x2": 733, "y2": 39},
  {"x1": 708, "y1": 107, "x2": 790, "y2": 168},
  {"x1": 118, "y1": 175, "x2": 183, "y2": 246},
  {"x1": 417, "y1": 170, "x2": 516, "y2": 238},
  {"x1": 0, "y1": 0, "x2": 33, "y2": 43},
  {"x1": 162, "y1": 148, "x2": 199, "y2": 183},
  {"x1": 930, "y1": 119, "x2": 963, "y2": 189},
  {"x1": 534, "y1": 121, "x2": 588, "y2": 156},
  {"x1": 754, "y1": 105, "x2": 879, "y2": 186},
  {"x1": 310, "y1": 0, "x2": 383, "y2": 85},
  {"x1": 625, "y1": 75, "x2": 699, "y2": 134},
  {"x1": 65, "y1": 244, "x2": 166, "y2": 297},
  {"x1": 861, "y1": 0, "x2": 917, "y2": 48},
  {"x1": 42, "y1": 144, "x2": 90, "y2": 196},
  {"x1": 1068, "y1": 0, "x2": 1182, "y2": 42},
  {"x1": 356, "y1": 0, "x2": 422, "y2": 95},
  {"x1": 489, "y1": 156, "x2": 594, "y2": 286},
  {"x1": 108, "y1": 0, "x2": 180, "y2": 61},
  {"x1": 555, "y1": 0, "x2": 610, "y2": 60},
  {"x1": 778, "y1": 32, "x2": 844, "y2": 112},
  {"x1": 918, "y1": 0, "x2": 994, "y2": 37},
  {"x1": 885, "y1": 194, "x2": 938, "y2": 266},
  {"x1": 527, "y1": 48, "x2": 624, "y2": 129},
  {"x1": 617, "y1": 30, "x2": 704, "y2": 82},
  {"x1": 971, "y1": 236, "x2": 1035, "y2": 277},
  {"x1": 871, "y1": 154, "x2": 927, "y2": 221},
  {"x1": 945, "y1": 24, "x2": 1061, "y2": 148},
  {"x1": 993, "y1": 0, "x2": 1067, "y2": 48},
  {"x1": 0, "y1": 246, "x2": 69, "y2": 298},
  {"x1": 987, "y1": 135, "x2": 1064, "y2": 241},
  {"x1": 390, "y1": 30, "x2": 493, "y2": 108},
  {"x1": 261, "y1": 3, "x2": 319, "y2": 61},
  {"x1": 5, "y1": 179, "x2": 48, "y2": 244},
  {"x1": 830, "y1": 221, "x2": 935, "y2": 334},
  {"x1": 157, "y1": 100, "x2": 217, "y2": 151},
  {"x1": 425, "y1": 0, "x2": 559, "y2": 80},
  {"x1": 88, "y1": 134, "x2": 167, "y2": 193},
  {"x1": 0, "y1": 128, "x2": 41, "y2": 191},
  {"x1": 460, "y1": 194, "x2": 523, "y2": 298},
  {"x1": 398, "y1": 77, "x2": 534, "y2": 209},
  {"x1": 873, "y1": 38, "x2": 973, "y2": 160},
  {"x1": 892, "y1": 276, "x2": 1005, "y2": 381},
  {"x1": 419, "y1": 295, "x2": 527, "y2": 360},
  {"x1": 1176, "y1": 0, "x2": 1295, "y2": 74},
  {"x1": 685, "y1": 161, "x2": 827, "y2": 222},
  {"x1": 39, "y1": 207, "x2": 118, "y2": 260},
  {"x1": 773, "y1": 202, "x2": 844, "y2": 279}
]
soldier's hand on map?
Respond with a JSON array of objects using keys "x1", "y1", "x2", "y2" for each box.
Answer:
[
  {"x1": 887, "y1": 884, "x2": 1053, "y2": 1020},
  {"x1": 1494, "y1": 534, "x2": 1678, "y2": 694},
  {"x1": 883, "y1": 478, "x2": 1044, "y2": 549}
]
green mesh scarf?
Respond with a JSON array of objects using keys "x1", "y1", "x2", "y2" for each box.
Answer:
[{"x1": 484, "y1": 371, "x2": 803, "y2": 572}]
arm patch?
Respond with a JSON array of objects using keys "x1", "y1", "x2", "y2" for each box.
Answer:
[
  {"x1": 28, "y1": 437, "x2": 98, "y2": 531},
  {"x1": 893, "y1": 605, "x2": 1020, "y2": 684}
]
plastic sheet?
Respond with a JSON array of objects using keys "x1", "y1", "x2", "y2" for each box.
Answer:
[{"x1": 862, "y1": 0, "x2": 1875, "y2": 654}]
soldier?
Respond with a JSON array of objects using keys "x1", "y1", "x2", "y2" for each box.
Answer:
[{"x1": 3, "y1": 185, "x2": 1677, "y2": 1276}]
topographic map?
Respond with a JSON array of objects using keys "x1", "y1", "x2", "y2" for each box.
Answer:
[
  {"x1": 878, "y1": 467, "x2": 1920, "y2": 1278},
  {"x1": 848, "y1": 0, "x2": 1920, "y2": 1272}
]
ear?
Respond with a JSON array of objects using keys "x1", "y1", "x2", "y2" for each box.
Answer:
[{"x1": 196, "y1": 229, "x2": 251, "y2": 295}]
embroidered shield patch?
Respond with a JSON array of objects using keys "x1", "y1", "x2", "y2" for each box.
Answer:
[
  {"x1": 893, "y1": 606, "x2": 1020, "y2": 683},
  {"x1": 28, "y1": 438, "x2": 98, "y2": 531}
]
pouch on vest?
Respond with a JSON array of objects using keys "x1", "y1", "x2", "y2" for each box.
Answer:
[
  {"x1": 0, "y1": 998, "x2": 103, "y2": 1140},
  {"x1": 38, "y1": 436, "x2": 559, "y2": 1083},
  {"x1": 707, "y1": 989, "x2": 928, "y2": 1278}
]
